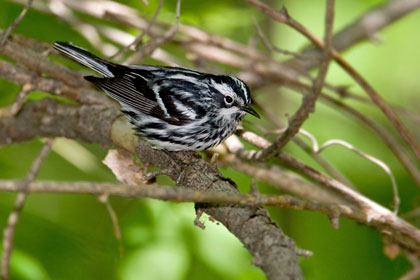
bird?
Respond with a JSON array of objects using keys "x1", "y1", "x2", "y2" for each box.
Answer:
[{"x1": 53, "y1": 42, "x2": 260, "y2": 151}]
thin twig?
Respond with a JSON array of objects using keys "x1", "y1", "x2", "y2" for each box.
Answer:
[
  {"x1": 109, "y1": 0, "x2": 165, "y2": 59},
  {"x1": 0, "y1": 0, "x2": 34, "y2": 48},
  {"x1": 97, "y1": 194, "x2": 124, "y2": 257},
  {"x1": 0, "y1": 180, "x2": 349, "y2": 216},
  {"x1": 246, "y1": 0, "x2": 420, "y2": 164},
  {"x1": 127, "y1": 0, "x2": 181, "y2": 63},
  {"x1": 252, "y1": 17, "x2": 304, "y2": 59},
  {"x1": 320, "y1": 93, "x2": 420, "y2": 188},
  {"x1": 251, "y1": 0, "x2": 335, "y2": 161},
  {"x1": 251, "y1": 100, "x2": 353, "y2": 186},
  {"x1": 1, "y1": 138, "x2": 54, "y2": 280},
  {"x1": 233, "y1": 130, "x2": 400, "y2": 229},
  {"x1": 318, "y1": 140, "x2": 400, "y2": 214},
  {"x1": 295, "y1": 130, "x2": 354, "y2": 188},
  {"x1": 295, "y1": 248, "x2": 314, "y2": 258},
  {"x1": 284, "y1": 0, "x2": 420, "y2": 72},
  {"x1": 10, "y1": 83, "x2": 33, "y2": 116},
  {"x1": 222, "y1": 133, "x2": 420, "y2": 252}
]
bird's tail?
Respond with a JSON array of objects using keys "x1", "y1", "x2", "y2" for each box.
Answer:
[{"x1": 54, "y1": 42, "x2": 115, "y2": 77}]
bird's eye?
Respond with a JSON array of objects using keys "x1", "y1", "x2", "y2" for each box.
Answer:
[{"x1": 224, "y1": 95, "x2": 233, "y2": 105}]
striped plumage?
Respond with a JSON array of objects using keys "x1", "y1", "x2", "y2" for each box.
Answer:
[{"x1": 54, "y1": 42, "x2": 259, "y2": 151}]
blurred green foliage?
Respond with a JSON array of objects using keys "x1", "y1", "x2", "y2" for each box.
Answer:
[{"x1": 1, "y1": 0, "x2": 420, "y2": 279}]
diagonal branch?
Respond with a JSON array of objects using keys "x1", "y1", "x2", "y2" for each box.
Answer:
[
  {"x1": 109, "y1": 0, "x2": 165, "y2": 59},
  {"x1": 1, "y1": 138, "x2": 53, "y2": 280},
  {"x1": 246, "y1": 0, "x2": 420, "y2": 165},
  {"x1": 0, "y1": 0, "x2": 34, "y2": 48},
  {"x1": 127, "y1": 0, "x2": 181, "y2": 63},
  {"x1": 284, "y1": 0, "x2": 420, "y2": 72},
  {"x1": 251, "y1": 0, "x2": 335, "y2": 161}
]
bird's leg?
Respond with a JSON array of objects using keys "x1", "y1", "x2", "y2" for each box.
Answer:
[
  {"x1": 162, "y1": 150, "x2": 190, "y2": 185},
  {"x1": 210, "y1": 152, "x2": 219, "y2": 169},
  {"x1": 141, "y1": 162, "x2": 156, "y2": 183},
  {"x1": 142, "y1": 166, "x2": 173, "y2": 182},
  {"x1": 142, "y1": 150, "x2": 191, "y2": 185}
]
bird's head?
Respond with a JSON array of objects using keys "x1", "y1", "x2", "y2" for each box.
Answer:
[{"x1": 209, "y1": 75, "x2": 260, "y2": 121}]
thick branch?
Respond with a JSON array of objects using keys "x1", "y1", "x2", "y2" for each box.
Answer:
[{"x1": 0, "y1": 100, "x2": 302, "y2": 280}]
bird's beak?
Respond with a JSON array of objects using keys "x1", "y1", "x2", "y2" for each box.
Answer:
[{"x1": 242, "y1": 106, "x2": 260, "y2": 118}]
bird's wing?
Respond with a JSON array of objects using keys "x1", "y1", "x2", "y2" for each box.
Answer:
[
  {"x1": 85, "y1": 73, "x2": 197, "y2": 125},
  {"x1": 150, "y1": 77, "x2": 209, "y2": 123}
]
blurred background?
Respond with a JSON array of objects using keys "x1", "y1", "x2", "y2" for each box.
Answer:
[{"x1": 1, "y1": 0, "x2": 420, "y2": 279}]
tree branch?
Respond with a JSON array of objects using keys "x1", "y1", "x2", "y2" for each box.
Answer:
[
  {"x1": 0, "y1": 99, "x2": 302, "y2": 280},
  {"x1": 1, "y1": 138, "x2": 53, "y2": 280},
  {"x1": 0, "y1": 0, "x2": 34, "y2": 48},
  {"x1": 247, "y1": 0, "x2": 420, "y2": 172},
  {"x1": 249, "y1": 0, "x2": 335, "y2": 161},
  {"x1": 0, "y1": 180, "x2": 345, "y2": 215},
  {"x1": 0, "y1": 59, "x2": 109, "y2": 105},
  {"x1": 2, "y1": 100, "x2": 420, "y2": 254},
  {"x1": 284, "y1": 0, "x2": 420, "y2": 72}
]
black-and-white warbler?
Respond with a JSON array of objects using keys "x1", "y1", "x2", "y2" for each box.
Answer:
[{"x1": 54, "y1": 42, "x2": 259, "y2": 151}]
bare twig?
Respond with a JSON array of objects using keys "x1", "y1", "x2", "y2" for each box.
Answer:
[
  {"x1": 127, "y1": 0, "x2": 181, "y2": 63},
  {"x1": 317, "y1": 140, "x2": 400, "y2": 214},
  {"x1": 97, "y1": 194, "x2": 124, "y2": 257},
  {"x1": 295, "y1": 248, "x2": 314, "y2": 258},
  {"x1": 320, "y1": 94, "x2": 420, "y2": 188},
  {"x1": 4, "y1": 99, "x2": 420, "y2": 268},
  {"x1": 223, "y1": 132, "x2": 420, "y2": 252},
  {"x1": 295, "y1": 130, "x2": 353, "y2": 187},
  {"x1": 247, "y1": 0, "x2": 420, "y2": 163},
  {"x1": 109, "y1": 0, "x2": 165, "y2": 59},
  {"x1": 253, "y1": 101, "x2": 353, "y2": 186},
  {"x1": 252, "y1": 18, "x2": 304, "y2": 59},
  {"x1": 251, "y1": 0, "x2": 335, "y2": 161},
  {"x1": 285, "y1": 0, "x2": 420, "y2": 72},
  {"x1": 1, "y1": 138, "x2": 53, "y2": 280},
  {"x1": 0, "y1": 0, "x2": 34, "y2": 48},
  {"x1": 10, "y1": 83, "x2": 33, "y2": 116},
  {"x1": 0, "y1": 180, "x2": 348, "y2": 215}
]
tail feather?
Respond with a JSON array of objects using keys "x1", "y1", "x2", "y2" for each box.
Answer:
[{"x1": 54, "y1": 42, "x2": 114, "y2": 77}]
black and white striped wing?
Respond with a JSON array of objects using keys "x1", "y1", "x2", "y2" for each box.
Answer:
[
  {"x1": 149, "y1": 77, "x2": 209, "y2": 123},
  {"x1": 85, "y1": 73, "x2": 198, "y2": 125}
]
